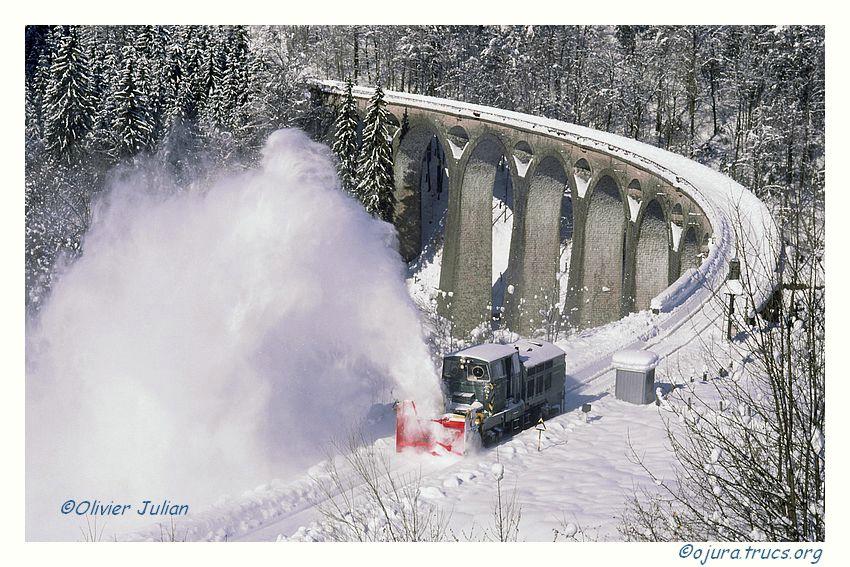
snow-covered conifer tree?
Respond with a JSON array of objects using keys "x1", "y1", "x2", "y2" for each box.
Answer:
[
  {"x1": 199, "y1": 27, "x2": 228, "y2": 129},
  {"x1": 331, "y1": 78, "x2": 360, "y2": 194},
  {"x1": 174, "y1": 26, "x2": 207, "y2": 125},
  {"x1": 355, "y1": 85, "x2": 395, "y2": 222},
  {"x1": 133, "y1": 25, "x2": 169, "y2": 141},
  {"x1": 26, "y1": 26, "x2": 57, "y2": 140},
  {"x1": 87, "y1": 35, "x2": 120, "y2": 166},
  {"x1": 111, "y1": 45, "x2": 154, "y2": 158},
  {"x1": 223, "y1": 26, "x2": 252, "y2": 118},
  {"x1": 42, "y1": 26, "x2": 97, "y2": 165},
  {"x1": 160, "y1": 36, "x2": 186, "y2": 130}
]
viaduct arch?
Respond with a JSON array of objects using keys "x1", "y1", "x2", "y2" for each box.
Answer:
[{"x1": 316, "y1": 84, "x2": 715, "y2": 337}]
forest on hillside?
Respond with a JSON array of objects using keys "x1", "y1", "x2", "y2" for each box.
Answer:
[{"x1": 24, "y1": 25, "x2": 825, "y2": 311}]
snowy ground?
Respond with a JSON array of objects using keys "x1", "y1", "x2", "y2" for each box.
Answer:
[
  {"x1": 120, "y1": 261, "x2": 736, "y2": 542},
  {"x1": 266, "y1": 297, "x2": 732, "y2": 542},
  {"x1": 120, "y1": 285, "x2": 734, "y2": 542}
]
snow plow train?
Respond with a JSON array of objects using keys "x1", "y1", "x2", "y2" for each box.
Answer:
[{"x1": 396, "y1": 339, "x2": 566, "y2": 455}]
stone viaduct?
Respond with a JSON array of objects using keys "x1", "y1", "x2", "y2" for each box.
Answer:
[{"x1": 313, "y1": 83, "x2": 714, "y2": 337}]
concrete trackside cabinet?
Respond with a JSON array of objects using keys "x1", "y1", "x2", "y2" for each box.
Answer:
[{"x1": 613, "y1": 350, "x2": 660, "y2": 405}]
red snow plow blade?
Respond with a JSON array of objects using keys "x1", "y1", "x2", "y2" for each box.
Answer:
[{"x1": 395, "y1": 400, "x2": 469, "y2": 456}]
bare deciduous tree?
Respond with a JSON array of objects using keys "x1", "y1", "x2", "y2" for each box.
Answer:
[
  {"x1": 621, "y1": 188, "x2": 824, "y2": 542},
  {"x1": 311, "y1": 431, "x2": 451, "y2": 542},
  {"x1": 486, "y1": 461, "x2": 522, "y2": 542}
]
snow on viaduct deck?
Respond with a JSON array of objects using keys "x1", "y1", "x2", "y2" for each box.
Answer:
[{"x1": 313, "y1": 80, "x2": 779, "y2": 340}]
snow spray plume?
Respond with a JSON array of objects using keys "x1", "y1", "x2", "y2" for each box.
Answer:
[{"x1": 26, "y1": 129, "x2": 442, "y2": 540}]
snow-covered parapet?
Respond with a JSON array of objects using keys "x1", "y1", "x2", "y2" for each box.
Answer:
[
  {"x1": 650, "y1": 267, "x2": 707, "y2": 314},
  {"x1": 313, "y1": 79, "x2": 779, "y2": 319}
]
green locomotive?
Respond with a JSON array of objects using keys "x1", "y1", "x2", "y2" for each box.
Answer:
[{"x1": 441, "y1": 339, "x2": 566, "y2": 445}]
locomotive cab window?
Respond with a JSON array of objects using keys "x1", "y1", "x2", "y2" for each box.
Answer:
[
  {"x1": 442, "y1": 356, "x2": 490, "y2": 382},
  {"x1": 443, "y1": 357, "x2": 463, "y2": 380},
  {"x1": 489, "y1": 358, "x2": 507, "y2": 381},
  {"x1": 442, "y1": 357, "x2": 464, "y2": 381}
]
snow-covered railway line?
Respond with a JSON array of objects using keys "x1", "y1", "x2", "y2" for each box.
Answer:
[
  {"x1": 232, "y1": 305, "x2": 727, "y2": 542},
  {"x1": 566, "y1": 290, "x2": 727, "y2": 397},
  {"x1": 227, "y1": 300, "x2": 722, "y2": 542},
  {"x1": 229, "y1": 450, "x2": 457, "y2": 542},
  {"x1": 164, "y1": 309, "x2": 718, "y2": 543},
  {"x1": 127, "y1": 297, "x2": 728, "y2": 542},
  {"x1": 227, "y1": 310, "x2": 715, "y2": 541}
]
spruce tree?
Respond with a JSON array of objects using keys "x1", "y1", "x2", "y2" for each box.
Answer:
[
  {"x1": 25, "y1": 25, "x2": 54, "y2": 139},
  {"x1": 172, "y1": 26, "x2": 206, "y2": 126},
  {"x1": 355, "y1": 85, "x2": 395, "y2": 222},
  {"x1": 42, "y1": 26, "x2": 97, "y2": 166},
  {"x1": 112, "y1": 45, "x2": 154, "y2": 158},
  {"x1": 87, "y1": 43, "x2": 116, "y2": 165},
  {"x1": 222, "y1": 26, "x2": 256, "y2": 141},
  {"x1": 331, "y1": 78, "x2": 360, "y2": 194},
  {"x1": 199, "y1": 27, "x2": 228, "y2": 128},
  {"x1": 161, "y1": 36, "x2": 186, "y2": 129},
  {"x1": 133, "y1": 25, "x2": 169, "y2": 141},
  {"x1": 223, "y1": 27, "x2": 252, "y2": 116}
]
